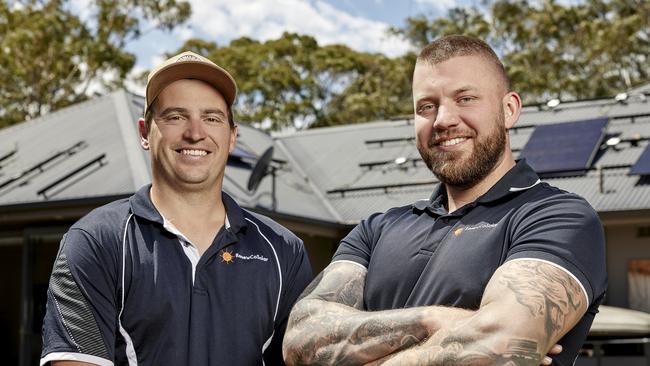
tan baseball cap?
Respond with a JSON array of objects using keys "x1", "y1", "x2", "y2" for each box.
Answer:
[{"x1": 144, "y1": 51, "x2": 238, "y2": 115}]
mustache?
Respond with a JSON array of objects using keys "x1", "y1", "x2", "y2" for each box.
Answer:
[{"x1": 427, "y1": 128, "x2": 477, "y2": 147}]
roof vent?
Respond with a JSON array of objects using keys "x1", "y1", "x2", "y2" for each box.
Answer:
[
  {"x1": 546, "y1": 98, "x2": 561, "y2": 109},
  {"x1": 606, "y1": 137, "x2": 621, "y2": 147},
  {"x1": 615, "y1": 92, "x2": 628, "y2": 103}
]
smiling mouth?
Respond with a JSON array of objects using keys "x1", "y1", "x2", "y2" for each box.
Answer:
[
  {"x1": 177, "y1": 149, "x2": 209, "y2": 156},
  {"x1": 436, "y1": 137, "x2": 468, "y2": 147}
]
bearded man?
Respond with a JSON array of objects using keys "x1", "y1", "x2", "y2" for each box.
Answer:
[{"x1": 283, "y1": 35, "x2": 606, "y2": 366}]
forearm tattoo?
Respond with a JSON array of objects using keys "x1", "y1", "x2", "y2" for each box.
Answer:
[
  {"x1": 375, "y1": 329, "x2": 541, "y2": 366},
  {"x1": 284, "y1": 263, "x2": 430, "y2": 365},
  {"x1": 498, "y1": 260, "x2": 585, "y2": 342},
  {"x1": 433, "y1": 335, "x2": 540, "y2": 366},
  {"x1": 374, "y1": 260, "x2": 586, "y2": 365}
]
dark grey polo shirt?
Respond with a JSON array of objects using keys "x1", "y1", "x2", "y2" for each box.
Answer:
[
  {"x1": 333, "y1": 160, "x2": 607, "y2": 366},
  {"x1": 41, "y1": 185, "x2": 312, "y2": 366}
]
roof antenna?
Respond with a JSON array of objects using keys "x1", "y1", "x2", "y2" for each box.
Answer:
[{"x1": 247, "y1": 146, "x2": 277, "y2": 210}]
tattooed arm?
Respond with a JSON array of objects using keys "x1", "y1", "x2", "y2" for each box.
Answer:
[
  {"x1": 282, "y1": 261, "x2": 473, "y2": 365},
  {"x1": 370, "y1": 259, "x2": 588, "y2": 366}
]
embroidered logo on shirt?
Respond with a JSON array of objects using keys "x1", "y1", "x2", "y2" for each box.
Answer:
[
  {"x1": 220, "y1": 249, "x2": 235, "y2": 263},
  {"x1": 235, "y1": 253, "x2": 269, "y2": 262},
  {"x1": 454, "y1": 223, "x2": 498, "y2": 236},
  {"x1": 218, "y1": 250, "x2": 269, "y2": 263}
]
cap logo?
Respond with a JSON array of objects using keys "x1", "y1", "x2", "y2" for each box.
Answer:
[{"x1": 177, "y1": 54, "x2": 201, "y2": 62}]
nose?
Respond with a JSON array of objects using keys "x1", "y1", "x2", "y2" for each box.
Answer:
[
  {"x1": 183, "y1": 116, "x2": 206, "y2": 142},
  {"x1": 432, "y1": 104, "x2": 459, "y2": 131}
]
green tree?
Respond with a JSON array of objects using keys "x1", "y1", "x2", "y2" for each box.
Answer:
[
  {"x1": 394, "y1": 0, "x2": 650, "y2": 104},
  {"x1": 0, "y1": 0, "x2": 190, "y2": 128},
  {"x1": 171, "y1": 33, "x2": 414, "y2": 130}
]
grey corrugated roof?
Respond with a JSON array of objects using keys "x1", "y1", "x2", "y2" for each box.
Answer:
[
  {"x1": 0, "y1": 91, "x2": 146, "y2": 204},
  {"x1": 2, "y1": 83, "x2": 650, "y2": 225},
  {"x1": 276, "y1": 83, "x2": 650, "y2": 223},
  {"x1": 0, "y1": 90, "x2": 337, "y2": 222}
]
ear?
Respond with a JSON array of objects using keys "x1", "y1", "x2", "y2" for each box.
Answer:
[
  {"x1": 228, "y1": 124, "x2": 238, "y2": 154},
  {"x1": 502, "y1": 91, "x2": 522, "y2": 129},
  {"x1": 138, "y1": 118, "x2": 150, "y2": 150}
]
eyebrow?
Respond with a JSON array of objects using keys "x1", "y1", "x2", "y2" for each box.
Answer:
[
  {"x1": 454, "y1": 85, "x2": 479, "y2": 94},
  {"x1": 157, "y1": 107, "x2": 227, "y2": 118},
  {"x1": 414, "y1": 85, "x2": 480, "y2": 102},
  {"x1": 201, "y1": 109, "x2": 227, "y2": 118}
]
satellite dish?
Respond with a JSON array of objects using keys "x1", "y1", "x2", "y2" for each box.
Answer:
[{"x1": 247, "y1": 146, "x2": 274, "y2": 192}]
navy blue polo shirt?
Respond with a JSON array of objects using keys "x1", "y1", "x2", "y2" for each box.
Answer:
[
  {"x1": 333, "y1": 160, "x2": 607, "y2": 366},
  {"x1": 41, "y1": 185, "x2": 312, "y2": 366}
]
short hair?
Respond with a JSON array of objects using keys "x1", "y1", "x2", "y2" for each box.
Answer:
[
  {"x1": 144, "y1": 101, "x2": 235, "y2": 132},
  {"x1": 417, "y1": 35, "x2": 510, "y2": 92}
]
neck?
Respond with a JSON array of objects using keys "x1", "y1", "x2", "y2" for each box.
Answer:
[
  {"x1": 445, "y1": 152, "x2": 515, "y2": 213},
  {"x1": 150, "y1": 181, "x2": 226, "y2": 226}
]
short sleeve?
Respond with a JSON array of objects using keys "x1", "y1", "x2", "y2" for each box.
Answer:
[
  {"x1": 263, "y1": 237, "x2": 313, "y2": 365},
  {"x1": 40, "y1": 228, "x2": 119, "y2": 366},
  {"x1": 332, "y1": 211, "x2": 386, "y2": 268},
  {"x1": 506, "y1": 193, "x2": 607, "y2": 306}
]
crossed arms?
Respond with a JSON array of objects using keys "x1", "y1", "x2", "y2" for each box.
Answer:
[{"x1": 283, "y1": 259, "x2": 586, "y2": 365}]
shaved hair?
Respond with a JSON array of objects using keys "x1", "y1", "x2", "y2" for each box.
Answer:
[{"x1": 417, "y1": 35, "x2": 511, "y2": 92}]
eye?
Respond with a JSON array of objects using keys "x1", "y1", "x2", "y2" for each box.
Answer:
[
  {"x1": 204, "y1": 116, "x2": 225, "y2": 124},
  {"x1": 161, "y1": 114, "x2": 185, "y2": 123},
  {"x1": 417, "y1": 103, "x2": 436, "y2": 114},
  {"x1": 458, "y1": 96, "x2": 475, "y2": 104}
]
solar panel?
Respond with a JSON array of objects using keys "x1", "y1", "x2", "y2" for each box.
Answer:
[
  {"x1": 630, "y1": 143, "x2": 650, "y2": 175},
  {"x1": 519, "y1": 118, "x2": 608, "y2": 175}
]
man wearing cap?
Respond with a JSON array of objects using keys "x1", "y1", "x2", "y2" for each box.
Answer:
[{"x1": 40, "y1": 51, "x2": 313, "y2": 366}]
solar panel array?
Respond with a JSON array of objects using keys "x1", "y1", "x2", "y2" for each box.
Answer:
[
  {"x1": 520, "y1": 118, "x2": 609, "y2": 175},
  {"x1": 630, "y1": 144, "x2": 650, "y2": 175}
]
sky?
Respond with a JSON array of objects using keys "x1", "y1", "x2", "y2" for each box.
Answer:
[
  {"x1": 128, "y1": 0, "x2": 468, "y2": 67},
  {"x1": 110, "y1": 0, "x2": 474, "y2": 93}
]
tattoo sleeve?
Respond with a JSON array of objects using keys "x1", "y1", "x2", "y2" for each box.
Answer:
[
  {"x1": 283, "y1": 262, "x2": 471, "y2": 365},
  {"x1": 368, "y1": 260, "x2": 588, "y2": 366}
]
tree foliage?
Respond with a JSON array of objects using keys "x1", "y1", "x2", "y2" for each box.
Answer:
[
  {"x1": 394, "y1": 0, "x2": 650, "y2": 104},
  {"x1": 2, "y1": 0, "x2": 647, "y2": 131},
  {"x1": 0, "y1": 0, "x2": 190, "y2": 128},
  {"x1": 170, "y1": 33, "x2": 414, "y2": 130}
]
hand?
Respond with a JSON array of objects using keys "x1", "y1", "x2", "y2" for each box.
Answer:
[{"x1": 541, "y1": 344, "x2": 562, "y2": 365}]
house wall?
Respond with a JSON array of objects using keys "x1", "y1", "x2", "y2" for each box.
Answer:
[
  {"x1": 604, "y1": 224, "x2": 650, "y2": 310},
  {"x1": 300, "y1": 234, "x2": 341, "y2": 274},
  {"x1": 0, "y1": 243, "x2": 23, "y2": 366}
]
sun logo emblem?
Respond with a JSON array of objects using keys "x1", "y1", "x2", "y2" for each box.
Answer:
[
  {"x1": 220, "y1": 249, "x2": 235, "y2": 263},
  {"x1": 454, "y1": 227, "x2": 464, "y2": 236}
]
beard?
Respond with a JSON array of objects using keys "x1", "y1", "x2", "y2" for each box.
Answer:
[{"x1": 417, "y1": 110, "x2": 507, "y2": 188}]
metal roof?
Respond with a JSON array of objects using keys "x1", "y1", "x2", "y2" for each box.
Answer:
[
  {"x1": 0, "y1": 91, "x2": 337, "y2": 223},
  {"x1": 1, "y1": 84, "x2": 650, "y2": 225},
  {"x1": 275, "y1": 85, "x2": 650, "y2": 223}
]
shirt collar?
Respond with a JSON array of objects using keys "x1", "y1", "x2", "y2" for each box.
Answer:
[
  {"x1": 412, "y1": 183, "x2": 447, "y2": 215},
  {"x1": 476, "y1": 159, "x2": 541, "y2": 204},
  {"x1": 412, "y1": 159, "x2": 540, "y2": 212},
  {"x1": 129, "y1": 184, "x2": 246, "y2": 234}
]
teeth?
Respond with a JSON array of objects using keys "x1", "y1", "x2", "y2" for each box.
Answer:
[
  {"x1": 440, "y1": 137, "x2": 467, "y2": 146},
  {"x1": 180, "y1": 149, "x2": 207, "y2": 156}
]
